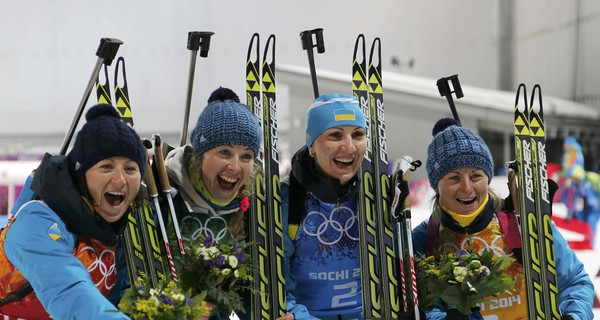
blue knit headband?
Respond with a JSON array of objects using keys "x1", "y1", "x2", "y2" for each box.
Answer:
[
  {"x1": 190, "y1": 87, "x2": 262, "y2": 157},
  {"x1": 305, "y1": 93, "x2": 366, "y2": 147},
  {"x1": 426, "y1": 118, "x2": 494, "y2": 189}
]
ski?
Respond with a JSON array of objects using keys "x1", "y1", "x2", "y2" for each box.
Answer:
[
  {"x1": 528, "y1": 85, "x2": 561, "y2": 319},
  {"x1": 107, "y1": 57, "x2": 167, "y2": 287},
  {"x1": 113, "y1": 57, "x2": 134, "y2": 128},
  {"x1": 246, "y1": 33, "x2": 271, "y2": 320},
  {"x1": 245, "y1": 32, "x2": 286, "y2": 319},
  {"x1": 366, "y1": 37, "x2": 400, "y2": 318},
  {"x1": 352, "y1": 34, "x2": 382, "y2": 318},
  {"x1": 92, "y1": 54, "x2": 152, "y2": 285},
  {"x1": 261, "y1": 34, "x2": 286, "y2": 318},
  {"x1": 514, "y1": 84, "x2": 560, "y2": 319},
  {"x1": 95, "y1": 65, "x2": 112, "y2": 105}
]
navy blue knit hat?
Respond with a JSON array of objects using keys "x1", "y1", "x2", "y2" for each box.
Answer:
[
  {"x1": 305, "y1": 93, "x2": 366, "y2": 147},
  {"x1": 426, "y1": 118, "x2": 493, "y2": 188},
  {"x1": 67, "y1": 104, "x2": 146, "y2": 178},
  {"x1": 190, "y1": 87, "x2": 262, "y2": 157}
]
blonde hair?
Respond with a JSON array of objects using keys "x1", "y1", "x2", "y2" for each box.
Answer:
[{"x1": 194, "y1": 156, "x2": 259, "y2": 235}]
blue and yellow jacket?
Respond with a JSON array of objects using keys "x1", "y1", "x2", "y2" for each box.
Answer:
[
  {"x1": 411, "y1": 195, "x2": 594, "y2": 320},
  {"x1": 0, "y1": 154, "x2": 129, "y2": 319}
]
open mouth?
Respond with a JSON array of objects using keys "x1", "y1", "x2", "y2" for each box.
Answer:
[
  {"x1": 333, "y1": 158, "x2": 354, "y2": 169},
  {"x1": 218, "y1": 175, "x2": 239, "y2": 191},
  {"x1": 457, "y1": 197, "x2": 476, "y2": 205},
  {"x1": 105, "y1": 191, "x2": 125, "y2": 206}
]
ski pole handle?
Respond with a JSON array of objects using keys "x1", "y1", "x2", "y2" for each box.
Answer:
[
  {"x1": 144, "y1": 141, "x2": 159, "y2": 199},
  {"x1": 188, "y1": 31, "x2": 215, "y2": 57},
  {"x1": 153, "y1": 134, "x2": 172, "y2": 193},
  {"x1": 300, "y1": 28, "x2": 325, "y2": 99},
  {"x1": 436, "y1": 74, "x2": 463, "y2": 123},
  {"x1": 153, "y1": 134, "x2": 186, "y2": 255},
  {"x1": 60, "y1": 38, "x2": 123, "y2": 155},
  {"x1": 179, "y1": 31, "x2": 215, "y2": 147}
]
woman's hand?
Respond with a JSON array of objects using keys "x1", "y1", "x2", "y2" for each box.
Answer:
[
  {"x1": 198, "y1": 301, "x2": 214, "y2": 320},
  {"x1": 276, "y1": 312, "x2": 294, "y2": 320}
]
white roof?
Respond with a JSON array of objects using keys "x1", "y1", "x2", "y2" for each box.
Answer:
[{"x1": 278, "y1": 64, "x2": 600, "y2": 120}]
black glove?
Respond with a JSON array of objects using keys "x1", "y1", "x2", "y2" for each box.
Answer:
[
  {"x1": 561, "y1": 315, "x2": 575, "y2": 320},
  {"x1": 397, "y1": 309, "x2": 426, "y2": 319},
  {"x1": 445, "y1": 309, "x2": 469, "y2": 320}
]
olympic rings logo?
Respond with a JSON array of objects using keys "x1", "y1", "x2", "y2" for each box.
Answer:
[
  {"x1": 80, "y1": 246, "x2": 116, "y2": 290},
  {"x1": 302, "y1": 206, "x2": 359, "y2": 245},
  {"x1": 181, "y1": 215, "x2": 228, "y2": 243},
  {"x1": 436, "y1": 234, "x2": 513, "y2": 258}
]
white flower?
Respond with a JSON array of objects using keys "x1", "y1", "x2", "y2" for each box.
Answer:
[
  {"x1": 234, "y1": 269, "x2": 240, "y2": 278},
  {"x1": 453, "y1": 266, "x2": 468, "y2": 282},
  {"x1": 196, "y1": 246, "x2": 207, "y2": 256},
  {"x1": 227, "y1": 255, "x2": 239, "y2": 268},
  {"x1": 206, "y1": 246, "x2": 220, "y2": 256},
  {"x1": 222, "y1": 268, "x2": 232, "y2": 276},
  {"x1": 149, "y1": 288, "x2": 160, "y2": 296},
  {"x1": 172, "y1": 293, "x2": 186, "y2": 302},
  {"x1": 150, "y1": 295, "x2": 160, "y2": 307}
]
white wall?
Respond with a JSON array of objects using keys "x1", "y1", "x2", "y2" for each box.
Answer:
[{"x1": 1, "y1": 0, "x2": 599, "y2": 156}]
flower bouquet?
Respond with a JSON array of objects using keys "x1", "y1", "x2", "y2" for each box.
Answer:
[
  {"x1": 415, "y1": 245, "x2": 516, "y2": 315},
  {"x1": 117, "y1": 275, "x2": 209, "y2": 319},
  {"x1": 178, "y1": 233, "x2": 253, "y2": 317}
]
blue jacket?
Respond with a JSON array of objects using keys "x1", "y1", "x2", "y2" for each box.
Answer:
[
  {"x1": 411, "y1": 196, "x2": 594, "y2": 320},
  {"x1": 1, "y1": 154, "x2": 129, "y2": 319},
  {"x1": 282, "y1": 146, "x2": 362, "y2": 320}
]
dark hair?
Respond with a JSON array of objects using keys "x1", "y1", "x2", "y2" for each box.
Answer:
[{"x1": 71, "y1": 166, "x2": 144, "y2": 220}]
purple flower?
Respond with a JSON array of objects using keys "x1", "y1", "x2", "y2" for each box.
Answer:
[
  {"x1": 479, "y1": 266, "x2": 490, "y2": 277},
  {"x1": 207, "y1": 254, "x2": 226, "y2": 268},
  {"x1": 204, "y1": 236, "x2": 214, "y2": 247},
  {"x1": 160, "y1": 294, "x2": 173, "y2": 305},
  {"x1": 235, "y1": 248, "x2": 245, "y2": 263},
  {"x1": 186, "y1": 298, "x2": 193, "y2": 307}
]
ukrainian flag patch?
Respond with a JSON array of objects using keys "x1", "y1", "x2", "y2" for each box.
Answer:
[
  {"x1": 47, "y1": 223, "x2": 62, "y2": 241},
  {"x1": 334, "y1": 108, "x2": 357, "y2": 121}
]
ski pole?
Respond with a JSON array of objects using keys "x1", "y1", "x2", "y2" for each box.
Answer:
[
  {"x1": 143, "y1": 139, "x2": 179, "y2": 281},
  {"x1": 153, "y1": 134, "x2": 186, "y2": 255},
  {"x1": 300, "y1": 28, "x2": 325, "y2": 99},
  {"x1": 179, "y1": 31, "x2": 215, "y2": 147},
  {"x1": 391, "y1": 156, "x2": 422, "y2": 320},
  {"x1": 60, "y1": 37, "x2": 123, "y2": 155},
  {"x1": 436, "y1": 74, "x2": 463, "y2": 123}
]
